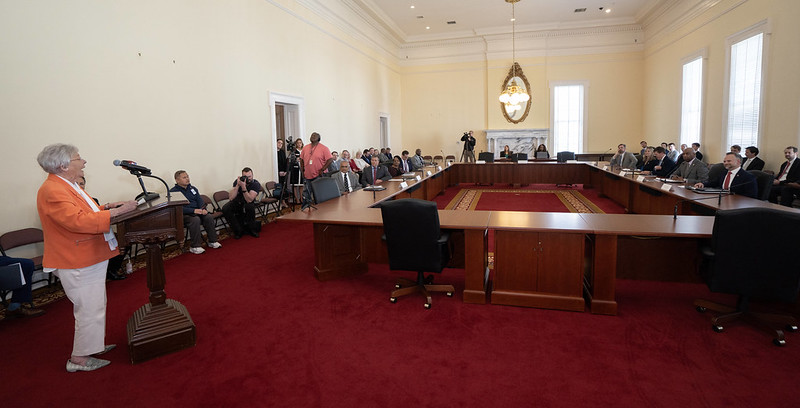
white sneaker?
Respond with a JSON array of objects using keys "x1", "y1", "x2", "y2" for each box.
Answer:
[
  {"x1": 189, "y1": 247, "x2": 205, "y2": 254},
  {"x1": 208, "y1": 242, "x2": 222, "y2": 249}
]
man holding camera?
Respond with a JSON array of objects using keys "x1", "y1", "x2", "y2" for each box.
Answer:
[
  {"x1": 222, "y1": 167, "x2": 262, "y2": 239},
  {"x1": 461, "y1": 131, "x2": 476, "y2": 163}
]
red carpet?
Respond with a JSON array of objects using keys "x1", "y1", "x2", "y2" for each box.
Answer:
[
  {"x1": 436, "y1": 183, "x2": 626, "y2": 214},
  {"x1": 2, "y1": 197, "x2": 798, "y2": 406}
]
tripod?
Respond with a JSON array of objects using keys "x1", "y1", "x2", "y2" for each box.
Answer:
[{"x1": 279, "y1": 150, "x2": 302, "y2": 212}]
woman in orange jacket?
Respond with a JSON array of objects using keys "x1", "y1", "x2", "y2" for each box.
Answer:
[{"x1": 36, "y1": 144, "x2": 137, "y2": 372}]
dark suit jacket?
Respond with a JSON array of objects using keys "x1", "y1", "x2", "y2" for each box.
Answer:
[
  {"x1": 742, "y1": 156, "x2": 765, "y2": 171},
  {"x1": 705, "y1": 168, "x2": 757, "y2": 198},
  {"x1": 653, "y1": 156, "x2": 676, "y2": 177},
  {"x1": 361, "y1": 165, "x2": 391, "y2": 186},
  {"x1": 775, "y1": 159, "x2": 800, "y2": 184},
  {"x1": 331, "y1": 171, "x2": 361, "y2": 194},
  {"x1": 695, "y1": 151, "x2": 704, "y2": 162},
  {"x1": 640, "y1": 159, "x2": 657, "y2": 172}
]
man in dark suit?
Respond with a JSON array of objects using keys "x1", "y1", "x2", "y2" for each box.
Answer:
[
  {"x1": 645, "y1": 146, "x2": 676, "y2": 177},
  {"x1": 741, "y1": 146, "x2": 765, "y2": 171},
  {"x1": 769, "y1": 146, "x2": 800, "y2": 207},
  {"x1": 694, "y1": 152, "x2": 757, "y2": 198},
  {"x1": 331, "y1": 161, "x2": 361, "y2": 195},
  {"x1": 361, "y1": 155, "x2": 392, "y2": 187},
  {"x1": 692, "y1": 143, "x2": 704, "y2": 162}
]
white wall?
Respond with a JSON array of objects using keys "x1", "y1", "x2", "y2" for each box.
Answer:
[{"x1": 0, "y1": 0, "x2": 402, "y2": 230}]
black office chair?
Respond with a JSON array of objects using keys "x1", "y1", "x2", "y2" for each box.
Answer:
[
  {"x1": 380, "y1": 199, "x2": 454, "y2": 309},
  {"x1": 513, "y1": 153, "x2": 527, "y2": 162},
  {"x1": 556, "y1": 151, "x2": 575, "y2": 162},
  {"x1": 694, "y1": 208, "x2": 800, "y2": 346},
  {"x1": 748, "y1": 170, "x2": 773, "y2": 201},
  {"x1": 477, "y1": 152, "x2": 494, "y2": 162},
  {"x1": 706, "y1": 163, "x2": 726, "y2": 186},
  {"x1": 310, "y1": 177, "x2": 341, "y2": 204}
]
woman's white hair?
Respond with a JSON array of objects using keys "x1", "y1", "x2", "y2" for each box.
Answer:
[{"x1": 37, "y1": 143, "x2": 78, "y2": 174}]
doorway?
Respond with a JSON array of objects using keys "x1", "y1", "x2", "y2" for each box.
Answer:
[{"x1": 269, "y1": 92, "x2": 304, "y2": 180}]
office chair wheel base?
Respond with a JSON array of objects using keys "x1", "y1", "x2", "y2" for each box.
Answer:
[
  {"x1": 446, "y1": 292, "x2": 453, "y2": 297},
  {"x1": 389, "y1": 297, "x2": 397, "y2": 303},
  {"x1": 423, "y1": 303, "x2": 431, "y2": 309},
  {"x1": 695, "y1": 306, "x2": 707, "y2": 313},
  {"x1": 712, "y1": 325, "x2": 724, "y2": 333},
  {"x1": 786, "y1": 325, "x2": 798, "y2": 332},
  {"x1": 773, "y1": 338, "x2": 786, "y2": 347}
]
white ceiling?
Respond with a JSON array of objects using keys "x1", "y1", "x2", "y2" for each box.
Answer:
[{"x1": 353, "y1": 0, "x2": 667, "y2": 43}]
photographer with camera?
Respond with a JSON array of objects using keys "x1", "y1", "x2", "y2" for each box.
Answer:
[
  {"x1": 222, "y1": 167, "x2": 262, "y2": 239},
  {"x1": 461, "y1": 130, "x2": 476, "y2": 163}
]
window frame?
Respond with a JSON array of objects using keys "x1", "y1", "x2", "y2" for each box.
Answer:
[
  {"x1": 722, "y1": 19, "x2": 770, "y2": 156},
  {"x1": 549, "y1": 80, "x2": 589, "y2": 155},
  {"x1": 679, "y1": 49, "x2": 707, "y2": 149}
]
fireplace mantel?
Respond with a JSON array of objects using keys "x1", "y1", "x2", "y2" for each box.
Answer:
[{"x1": 485, "y1": 129, "x2": 549, "y2": 158}]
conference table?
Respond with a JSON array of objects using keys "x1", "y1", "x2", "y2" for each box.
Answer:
[{"x1": 279, "y1": 161, "x2": 791, "y2": 315}]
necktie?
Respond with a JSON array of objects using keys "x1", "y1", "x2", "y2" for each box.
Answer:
[
  {"x1": 403, "y1": 160, "x2": 408, "y2": 172},
  {"x1": 343, "y1": 173, "x2": 350, "y2": 192},
  {"x1": 372, "y1": 168, "x2": 377, "y2": 184},
  {"x1": 723, "y1": 171, "x2": 732, "y2": 190},
  {"x1": 778, "y1": 161, "x2": 791, "y2": 180}
]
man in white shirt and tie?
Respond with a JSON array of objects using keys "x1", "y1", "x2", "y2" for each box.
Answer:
[
  {"x1": 693, "y1": 152, "x2": 757, "y2": 198},
  {"x1": 769, "y1": 146, "x2": 800, "y2": 207},
  {"x1": 332, "y1": 160, "x2": 361, "y2": 195},
  {"x1": 741, "y1": 146, "x2": 765, "y2": 171},
  {"x1": 400, "y1": 150, "x2": 415, "y2": 173}
]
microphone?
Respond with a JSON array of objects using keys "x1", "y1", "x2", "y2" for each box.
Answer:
[
  {"x1": 113, "y1": 159, "x2": 152, "y2": 175},
  {"x1": 673, "y1": 193, "x2": 730, "y2": 220},
  {"x1": 671, "y1": 174, "x2": 758, "y2": 220}
]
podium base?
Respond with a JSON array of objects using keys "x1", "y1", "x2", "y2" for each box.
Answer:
[{"x1": 127, "y1": 299, "x2": 196, "y2": 364}]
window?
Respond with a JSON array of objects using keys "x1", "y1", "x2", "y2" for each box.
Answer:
[
  {"x1": 680, "y1": 53, "x2": 705, "y2": 147},
  {"x1": 550, "y1": 82, "x2": 587, "y2": 154},
  {"x1": 725, "y1": 21, "x2": 769, "y2": 150}
]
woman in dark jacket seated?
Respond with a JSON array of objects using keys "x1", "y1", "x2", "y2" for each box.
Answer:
[
  {"x1": 639, "y1": 146, "x2": 657, "y2": 171},
  {"x1": 501, "y1": 145, "x2": 513, "y2": 159},
  {"x1": 536, "y1": 144, "x2": 550, "y2": 158},
  {"x1": 388, "y1": 156, "x2": 404, "y2": 177}
]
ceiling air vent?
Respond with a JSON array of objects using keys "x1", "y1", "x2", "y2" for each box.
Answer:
[{"x1": 574, "y1": 8, "x2": 587, "y2": 13}]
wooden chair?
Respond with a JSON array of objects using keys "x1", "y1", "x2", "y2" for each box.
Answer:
[
  {"x1": 0, "y1": 228, "x2": 51, "y2": 286},
  {"x1": 255, "y1": 181, "x2": 281, "y2": 222},
  {"x1": 423, "y1": 155, "x2": 432, "y2": 165},
  {"x1": 445, "y1": 155, "x2": 456, "y2": 164},
  {"x1": 201, "y1": 194, "x2": 229, "y2": 234},
  {"x1": 433, "y1": 155, "x2": 444, "y2": 164}
]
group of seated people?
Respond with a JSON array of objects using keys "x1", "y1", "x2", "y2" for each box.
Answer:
[
  {"x1": 499, "y1": 144, "x2": 549, "y2": 159},
  {"x1": 609, "y1": 140, "x2": 800, "y2": 205}
]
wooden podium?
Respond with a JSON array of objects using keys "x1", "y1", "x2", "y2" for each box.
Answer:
[{"x1": 113, "y1": 197, "x2": 196, "y2": 364}]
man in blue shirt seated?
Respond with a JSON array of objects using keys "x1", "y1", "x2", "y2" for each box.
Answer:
[
  {"x1": 170, "y1": 170, "x2": 222, "y2": 254},
  {"x1": 1, "y1": 256, "x2": 45, "y2": 318}
]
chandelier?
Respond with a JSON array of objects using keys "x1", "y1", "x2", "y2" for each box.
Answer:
[{"x1": 498, "y1": 0, "x2": 530, "y2": 110}]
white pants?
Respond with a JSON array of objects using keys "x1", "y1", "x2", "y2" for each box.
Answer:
[{"x1": 54, "y1": 260, "x2": 108, "y2": 356}]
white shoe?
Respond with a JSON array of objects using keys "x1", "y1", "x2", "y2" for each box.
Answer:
[
  {"x1": 189, "y1": 247, "x2": 205, "y2": 254},
  {"x1": 208, "y1": 242, "x2": 222, "y2": 249},
  {"x1": 66, "y1": 357, "x2": 110, "y2": 372}
]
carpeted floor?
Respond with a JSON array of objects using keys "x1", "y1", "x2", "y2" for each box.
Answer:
[{"x1": 2, "y1": 186, "x2": 798, "y2": 406}]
